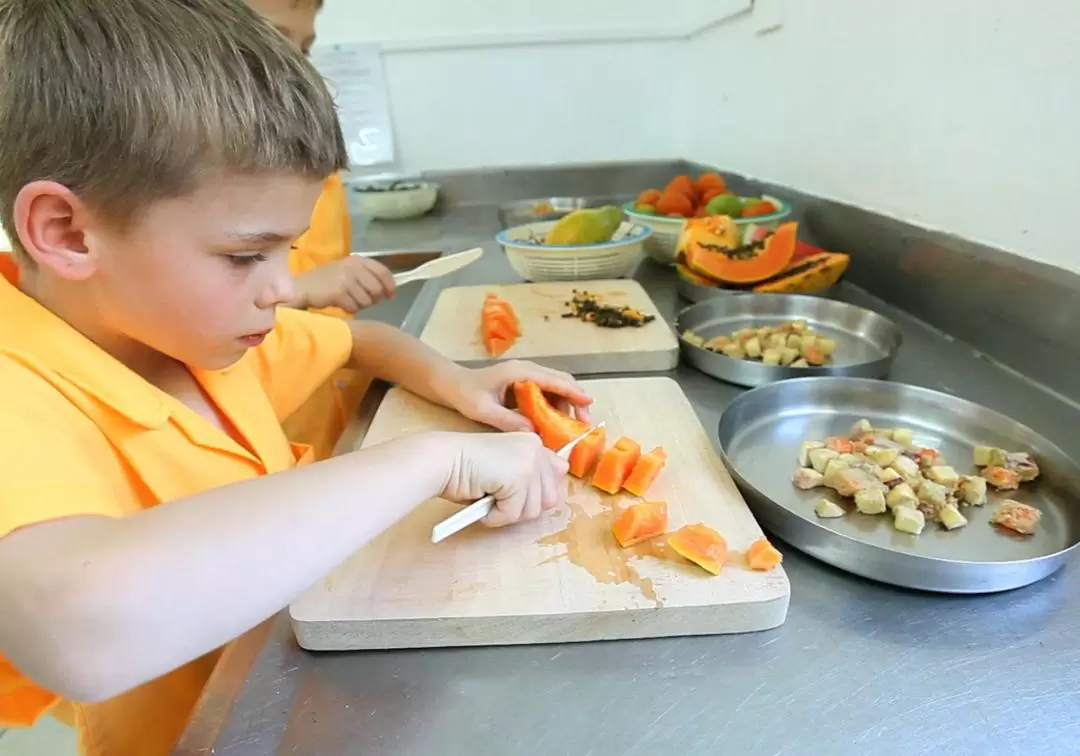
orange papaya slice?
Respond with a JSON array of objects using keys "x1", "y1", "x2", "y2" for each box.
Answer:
[
  {"x1": 513, "y1": 380, "x2": 588, "y2": 452},
  {"x1": 591, "y1": 437, "x2": 641, "y2": 495},
  {"x1": 685, "y1": 221, "x2": 799, "y2": 285},
  {"x1": 568, "y1": 426, "x2": 606, "y2": 479},
  {"x1": 668, "y1": 523, "x2": 728, "y2": 575},
  {"x1": 612, "y1": 500, "x2": 669, "y2": 548},
  {"x1": 481, "y1": 294, "x2": 521, "y2": 356},
  {"x1": 745, "y1": 537, "x2": 783, "y2": 571},
  {"x1": 675, "y1": 262, "x2": 721, "y2": 288},
  {"x1": 622, "y1": 447, "x2": 667, "y2": 498}
]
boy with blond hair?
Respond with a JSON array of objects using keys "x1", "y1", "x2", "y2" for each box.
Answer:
[{"x1": 0, "y1": 2, "x2": 591, "y2": 755}]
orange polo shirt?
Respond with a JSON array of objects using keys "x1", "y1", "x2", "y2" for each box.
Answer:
[
  {"x1": 285, "y1": 173, "x2": 373, "y2": 460},
  {"x1": 0, "y1": 269, "x2": 354, "y2": 756}
]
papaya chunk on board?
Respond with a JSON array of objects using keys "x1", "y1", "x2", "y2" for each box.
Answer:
[
  {"x1": 621, "y1": 446, "x2": 666, "y2": 498},
  {"x1": 668, "y1": 523, "x2": 728, "y2": 575},
  {"x1": 612, "y1": 500, "x2": 669, "y2": 548},
  {"x1": 745, "y1": 537, "x2": 783, "y2": 571},
  {"x1": 568, "y1": 426, "x2": 606, "y2": 478},
  {"x1": 512, "y1": 380, "x2": 588, "y2": 452},
  {"x1": 591, "y1": 437, "x2": 642, "y2": 495},
  {"x1": 481, "y1": 294, "x2": 520, "y2": 356}
]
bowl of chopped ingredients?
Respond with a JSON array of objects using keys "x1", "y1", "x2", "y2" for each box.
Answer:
[
  {"x1": 496, "y1": 205, "x2": 652, "y2": 282},
  {"x1": 351, "y1": 179, "x2": 439, "y2": 220},
  {"x1": 622, "y1": 172, "x2": 791, "y2": 265}
]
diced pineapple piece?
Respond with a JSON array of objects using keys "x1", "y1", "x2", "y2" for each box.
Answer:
[
  {"x1": 824, "y1": 466, "x2": 883, "y2": 497},
  {"x1": 790, "y1": 319, "x2": 808, "y2": 333},
  {"x1": 823, "y1": 458, "x2": 849, "y2": 479},
  {"x1": 889, "y1": 455, "x2": 920, "y2": 480},
  {"x1": 721, "y1": 342, "x2": 746, "y2": 359},
  {"x1": 957, "y1": 475, "x2": 988, "y2": 506},
  {"x1": 817, "y1": 337, "x2": 838, "y2": 357},
  {"x1": 1006, "y1": 452, "x2": 1040, "y2": 482},
  {"x1": 893, "y1": 507, "x2": 926, "y2": 535},
  {"x1": 762, "y1": 348, "x2": 781, "y2": 366},
  {"x1": 767, "y1": 333, "x2": 787, "y2": 350},
  {"x1": 917, "y1": 479, "x2": 949, "y2": 510},
  {"x1": 838, "y1": 453, "x2": 862, "y2": 465},
  {"x1": 793, "y1": 467, "x2": 826, "y2": 490},
  {"x1": 743, "y1": 337, "x2": 763, "y2": 359},
  {"x1": 797, "y1": 441, "x2": 825, "y2": 467},
  {"x1": 854, "y1": 487, "x2": 887, "y2": 515},
  {"x1": 876, "y1": 428, "x2": 896, "y2": 440},
  {"x1": 779, "y1": 347, "x2": 799, "y2": 366},
  {"x1": 877, "y1": 467, "x2": 903, "y2": 485},
  {"x1": 815, "y1": 498, "x2": 846, "y2": 518},
  {"x1": 801, "y1": 333, "x2": 818, "y2": 350},
  {"x1": 938, "y1": 504, "x2": 968, "y2": 531},
  {"x1": 972, "y1": 446, "x2": 994, "y2": 467},
  {"x1": 892, "y1": 428, "x2": 914, "y2": 446},
  {"x1": 786, "y1": 334, "x2": 803, "y2": 350},
  {"x1": 865, "y1": 445, "x2": 900, "y2": 467},
  {"x1": 851, "y1": 418, "x2": 873, "y2": 437},
  {"x1": 926, "y1": 465, "x2": 960, "y2": 490},
  {"x1": 683, "y1": 329, "x2": 705, "y2": 348},
  {"x1": 886, "y1": 482, "x2": 919, "y2": 511},
  {"x1": 808, "y1": 448, "x2": 839, "y2": 474}
]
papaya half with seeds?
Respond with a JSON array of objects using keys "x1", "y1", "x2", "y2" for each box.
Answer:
[{"x1": 683, "y1": 221, "x2": 798, "y2": 285}]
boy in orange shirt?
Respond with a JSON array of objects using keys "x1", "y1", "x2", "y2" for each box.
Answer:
[
  {"x1": 0, "y1": 2, "x2": 591, "y2": 755},
  {"x1": 244, "y1": 0, "x2": 401, "y2": 459}
]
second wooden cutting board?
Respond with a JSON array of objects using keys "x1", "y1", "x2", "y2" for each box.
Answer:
[
  {"x1": 289, "y1": 376, "x2": 790, "y2": 652},
  {"x1": 418, "y1": 279, "x2": 678, "y2": 374}
]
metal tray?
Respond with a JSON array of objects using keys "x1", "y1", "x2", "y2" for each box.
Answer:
[
  {"x1": 717, "y1": 377, "x2": 1080, "y2": 594},
  {"x1": 675, "y1": 293, "x2": 902, "y2": 388},
  {"x1": 675, "y1": 274, "x2": 836, "y2": 303}
]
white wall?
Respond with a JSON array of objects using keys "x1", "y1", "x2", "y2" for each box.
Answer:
[
  {"x1": 312, "y1": 0, "x2": 748, "y2": 173},
  {"x1": 682, "y1": 1, "x2": 1080, "y2": 273}
]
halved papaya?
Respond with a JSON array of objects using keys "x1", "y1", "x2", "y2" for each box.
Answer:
[
  {"x1": 591, "y1": 437, "x2": 642, "y2": 495},
  {"x1": 685, "y1": 221, "x2": 799, "y2": 285},
  {"x1": 622, "y1": 447, "x2": 667, "y2": 498},
  {"x1": 513, "y1": 380, "x2": 588, "y2": 451},
  {"x1": 612, "y1": 500, "x2": 669, "y2": 548}
]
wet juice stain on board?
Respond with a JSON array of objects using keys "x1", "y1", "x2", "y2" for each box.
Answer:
[{"x1": 538, "y1": 481, "x2": 667, "y2": 607}]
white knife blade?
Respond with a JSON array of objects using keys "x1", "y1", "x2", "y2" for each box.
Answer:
[{"x1": 430, "y1": 421, "x2": 606, "y2": 544}]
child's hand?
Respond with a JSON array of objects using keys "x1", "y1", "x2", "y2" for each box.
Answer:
[
  {"x1": 439, "y1": 360, "x2": 593, "y2": 433},
  {"x1": 292, "y1": 256, "x2": 396, "y2": 312},
  {"x1": 439, "y1": 430, "x2": 570, "y2": 527}
]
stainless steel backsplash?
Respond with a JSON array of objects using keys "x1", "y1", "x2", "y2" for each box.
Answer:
[{"x1": 418, "y1": 159, "x2": 1080, "y2": 405}]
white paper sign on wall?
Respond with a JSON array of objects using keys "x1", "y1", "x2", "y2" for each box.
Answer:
[{"x1": 309, "y1": 43, "x2": 398, "y2": 172}]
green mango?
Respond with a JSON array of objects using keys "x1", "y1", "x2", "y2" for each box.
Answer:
[{"x1": 705, "y1": 193, "x2": 744, "y2": 218}]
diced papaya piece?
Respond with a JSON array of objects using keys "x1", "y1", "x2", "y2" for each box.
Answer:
[
  {"x1": 513, "y1": 380, "x2": 588, "y2": 451},
  {"x1": 621, "y1": 446, "x2": 667, "y2": 498},
  {"x1": 612, "y1": 500, "x2": 669, "y2": 548},
  {"x1": 481, "y1": 294, "x2": 521, "y2": 356},
  {"x1": 668, "y1": 523, "x2": 728, "y2": 575},
  {"x1": 591, "y1": 437, "x2": 642, "y2": 495},
  {"x1": 745, "y1": 537, "x2": 783, "y2": 571},
  {"x1": 568, "y1": 426, "x2": 606, "y2": 479}
]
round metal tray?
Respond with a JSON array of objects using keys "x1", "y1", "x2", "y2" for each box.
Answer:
[
  {"x1": 675, "y1": 293, "x2": 902, "y2": 388},
  {"x1": 675, "y1": 273, "x2": 836, "y2": 303},
  {"x1": 717, "y1": 377, "x2": 1080, "y2": 594}
]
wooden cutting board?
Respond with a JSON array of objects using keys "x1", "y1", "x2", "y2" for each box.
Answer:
[
  {"x1": 417, "y1": 280, "x2": 679, "y2": 374},
  {"x1": 289, "y1": 377, "x2": 790, "y2": 651}
]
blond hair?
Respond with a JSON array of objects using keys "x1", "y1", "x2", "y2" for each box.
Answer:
[{"x1": 0, "y1": 0, "x2": 347, "y2": 262}]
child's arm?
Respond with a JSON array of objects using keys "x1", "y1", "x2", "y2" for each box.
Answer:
[
  {"x1": 0, "y1": 429, "x2": 564, "y2": 703},
  {"x1": 345, "y1": 320, "x2": 594, "y2": 431}
]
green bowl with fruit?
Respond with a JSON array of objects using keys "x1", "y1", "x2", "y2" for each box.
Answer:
[{"x1": 623, "y1": 194, "x2": 791, "y2": 265}]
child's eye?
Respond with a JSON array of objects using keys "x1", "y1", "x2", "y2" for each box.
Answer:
[{"x1": 227, "y1": 253, "x2": 268, "y2": 268}]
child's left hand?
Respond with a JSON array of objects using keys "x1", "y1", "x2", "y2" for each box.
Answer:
[{"x1": 440, "y1": 360, "x2": 593, "y2": 433}]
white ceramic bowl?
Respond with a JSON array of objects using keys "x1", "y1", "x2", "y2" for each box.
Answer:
[
  {"x1": 496, "y1": 220, "x2": 652, "y2": 282},
  {"x1": 622, "y1": 194, "x2": 792, "y2": 265},
  {"x1": 351, "y1": 181, "x2": 439, "y2": 220}
]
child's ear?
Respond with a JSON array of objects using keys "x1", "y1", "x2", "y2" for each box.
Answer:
[{"x1": 13, "y1": 180, "x2": 98, "y2": 280}]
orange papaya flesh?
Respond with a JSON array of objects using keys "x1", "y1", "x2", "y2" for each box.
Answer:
[
  {"x1": 612, "y1": 500, "x2": 669, "y2": 548},
  {"x1": 568, "y1": 426, "x2": 606, "y2": 478},
  {"x1": 622, "y1": 447, "x2": 667, "y2": 498},
  {"x1": 513, "y1": 380, "x2": 588, "y2": 451},
  {"x1": 749, "y1": 250, "x2": 850, "y2": 294},
  {"x1": 685, "y1": 221, "x2": 799, "y2": 285},
  {"x1": 746, "y1": 537, "x2": 783, "y2": 571},
  {"x1": 668, "y1": 523, "x2": 728, "y2": 575},
  {"x1": 481, "y1": 295, "x2": 520, "y2": 356},
  {"x1": 484, "y1": 335, "x2": 512, "y2": 357},
  {"x1": 591, "y1": 437, "x2": 642, "y2": 495}
]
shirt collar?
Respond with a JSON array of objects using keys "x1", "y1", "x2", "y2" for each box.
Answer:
[{"x1": 0, "y1": 275, "x2": 170, "y2": 428}]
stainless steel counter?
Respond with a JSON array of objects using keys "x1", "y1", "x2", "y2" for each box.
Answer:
[{"x1": 175, "y1": 198, "x2": 1080, "y2": 756}]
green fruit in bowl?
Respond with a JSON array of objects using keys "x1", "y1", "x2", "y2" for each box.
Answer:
[
  {"x1": 634, "y1": 203, "x2": 657, "y2": 214},
  {"x1": 705, "y1": 193, "x2": 744, "y2": 218}
]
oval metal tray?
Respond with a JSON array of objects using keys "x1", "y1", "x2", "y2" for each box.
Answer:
[
  {"x1": 675, "y1": 274, "x2": 836, "y2": 303},
  {"x1": 675, "y1": 293, "x2": 902, "y2": 388},
  {"x1": 717, "y1": 377, "x2": 1080, "y2": 594}
]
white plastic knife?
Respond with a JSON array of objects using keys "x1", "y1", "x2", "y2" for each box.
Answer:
[
  {"x1": 391, "y1": 246, "x2": 483, "y2": 286},
  {"x1": 430, "y1": 421, "x2": 606, "y2": 544}
]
